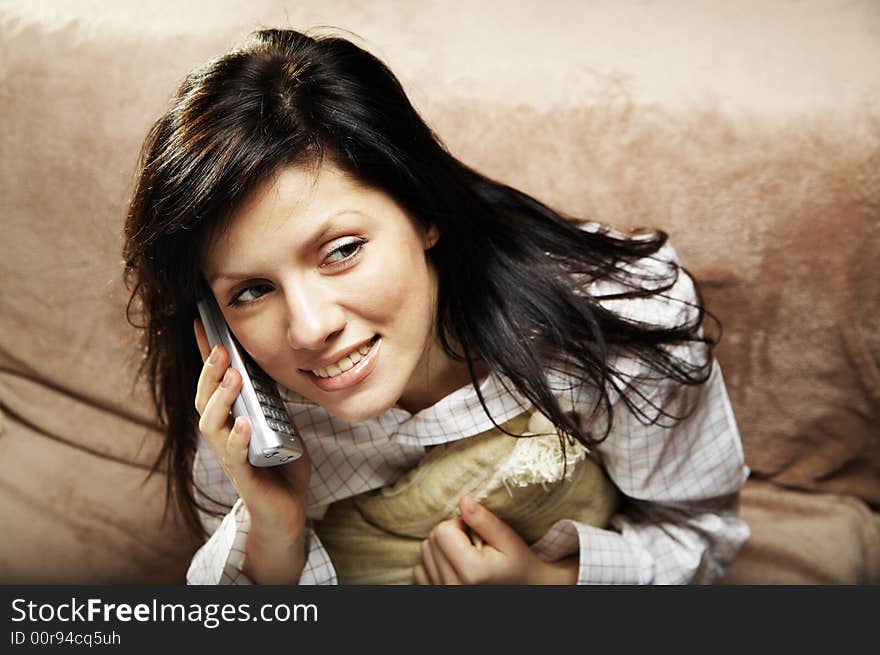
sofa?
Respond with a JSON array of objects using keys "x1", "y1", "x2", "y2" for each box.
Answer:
[{"x1": 1, "y1": 0, "x2": 877, "y2": 584}]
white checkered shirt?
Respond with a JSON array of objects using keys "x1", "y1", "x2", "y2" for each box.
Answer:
[{"x1": 185, "y1": 238, "x2": 750, "y2": 585}]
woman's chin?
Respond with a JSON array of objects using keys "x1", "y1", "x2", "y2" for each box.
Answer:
[{"x1": 322, "y1": 394, "x2": 400, "y2": 423}]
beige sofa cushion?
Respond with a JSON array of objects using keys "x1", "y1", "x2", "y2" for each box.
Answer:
[{"x1": 720, "y1": 480, "x2": 880, "y2": 584}]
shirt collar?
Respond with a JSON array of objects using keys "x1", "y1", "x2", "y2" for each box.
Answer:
[{"x1": 279, "y1": 371, "x2": 532, "y2": 446}]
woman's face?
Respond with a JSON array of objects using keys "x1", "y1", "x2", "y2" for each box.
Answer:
[{"x1": 201, "y1": 161, "x2": 461, "y2": 421}]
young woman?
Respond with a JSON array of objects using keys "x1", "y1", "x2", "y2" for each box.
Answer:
[{"x1": 124, "y1": 28, "x2": 749, "y2": 585}]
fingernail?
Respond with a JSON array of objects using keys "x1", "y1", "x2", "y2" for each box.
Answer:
[
  {"x1": 221, "y1": 369, "x2": 234, "y2": 388},
  {"x1": 209, "y1": 346, "x2": 220, "y2": 364},
  {"x1": 461, "y1": 495, "x2": 475, "y2": 514},
  {"x1": 234, "y1": 416, "x2": 246, "y2": 433}
]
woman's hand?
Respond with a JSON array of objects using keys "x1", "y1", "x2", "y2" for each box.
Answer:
[
  {"x1": 194, "y1": 318, "x2": 311, "y2": 584},
  {"x1": 413, "y1": 496, "x2": 579, "y2": 585}
]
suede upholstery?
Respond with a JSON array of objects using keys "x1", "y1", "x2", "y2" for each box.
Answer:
[{"x1": 1, "y1": 0, "x2": 878, "y2": 583}]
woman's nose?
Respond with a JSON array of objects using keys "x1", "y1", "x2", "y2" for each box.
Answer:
[{"x1": 283, "y1": 286, "x2": 345, "y2": 350}]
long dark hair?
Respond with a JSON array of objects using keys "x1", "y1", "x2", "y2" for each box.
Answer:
[{"x1": 123, "y1": 28, "x2": 718, "y2": 538}]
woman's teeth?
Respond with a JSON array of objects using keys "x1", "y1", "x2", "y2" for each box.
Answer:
[{"x1": 311, "y1": 343, "x2": 372, "y2": 378}]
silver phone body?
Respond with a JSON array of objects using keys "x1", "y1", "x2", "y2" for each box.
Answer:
[{"x1": 196, "y1": 295, "x2": 303, "y2": 467}]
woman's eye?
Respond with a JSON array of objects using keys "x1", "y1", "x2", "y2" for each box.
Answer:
[
  {"x1": 229, "y1": 284, "x2": 272, "y2": 306},
  {"x1": 323, "y1": 239, "x2": 366, "y2": 267}
]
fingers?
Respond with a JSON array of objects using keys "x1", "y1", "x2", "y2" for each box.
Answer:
[
  {"x1": 212, "y1": 416, "x2": 263, "y2": 504},
  {"x1": 199, "y1": 365, "x2": 240, "y2": 434},
  {"x1": 429, "y1": 539, "x2": 462, "y2": 585},
  {"x1": 417, "y1": 518, "x2": 478, "y2": 584},
  {"x1": 193, "y1": 319, "x2": 249, "y2": 484},
  {"x1": 193, "y1": 318, "x2": 210, "y2": 362},
  {"x1": 222, "y1": 416, "x2": 256, "y2": 497},
  {"x1": 194, "y1": 343, "x2": 230, "y2": 416},
  {"x1": 459, "y1": 495, "x2": 522, "y2": 554},
  {"x1": 413, "y1": 563, "x2": 429, "y2": 585},
  {"x1": 197, "y1": 360, "x2": 242, "y2": 459},
  {"x1": 194, "y1": 317, "x2": 229, "y2": 415},
  {"x1": 193, "y1": 317, "x2": 247, "y2": 490},
  {"x1": 421, "y1": 536, "x2": 461, "y2": 585},
  {"x1": 418, "y1": 539, "x2": 441, "y2": 584},
  {"x1": 419, "y1": 538, "x2": 462, "y2": 585}
]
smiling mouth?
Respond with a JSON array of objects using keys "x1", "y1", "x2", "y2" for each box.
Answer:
[
  {"x1": 304, "y1": 335, "x2": 379, "y2": 378},
  {"x1": 302, "y1": 335, "x2": 381, "y2": 392}
]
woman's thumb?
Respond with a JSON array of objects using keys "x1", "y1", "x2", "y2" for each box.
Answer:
[{"x1": 459, "y1": 495, "x2": 520, "y2": 552}]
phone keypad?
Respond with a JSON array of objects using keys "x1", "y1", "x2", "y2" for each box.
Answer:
[{"x1": 245, "y1": 361, "x2": 298, "y2": 437}]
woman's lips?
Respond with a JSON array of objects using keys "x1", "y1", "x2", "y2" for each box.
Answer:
[{"x1": 306, "y1": 335, "x2": 381, "y2": 392}]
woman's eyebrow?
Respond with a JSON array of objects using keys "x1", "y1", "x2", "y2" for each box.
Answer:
[
  {"x1": 301, "y1": 209, "x2": 362, "y2": 251},
  {"x1": 206, "y1": 209, "x2": 365, "y2": 283}
]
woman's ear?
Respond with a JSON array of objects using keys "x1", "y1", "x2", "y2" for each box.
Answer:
[{"x1": 423, "y1": 224, "x2": 440, "y2": 250}]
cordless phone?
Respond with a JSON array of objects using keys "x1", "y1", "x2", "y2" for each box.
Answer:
[{"x1": 196, "y1": 294, "x2": 303, "y2": 467}]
